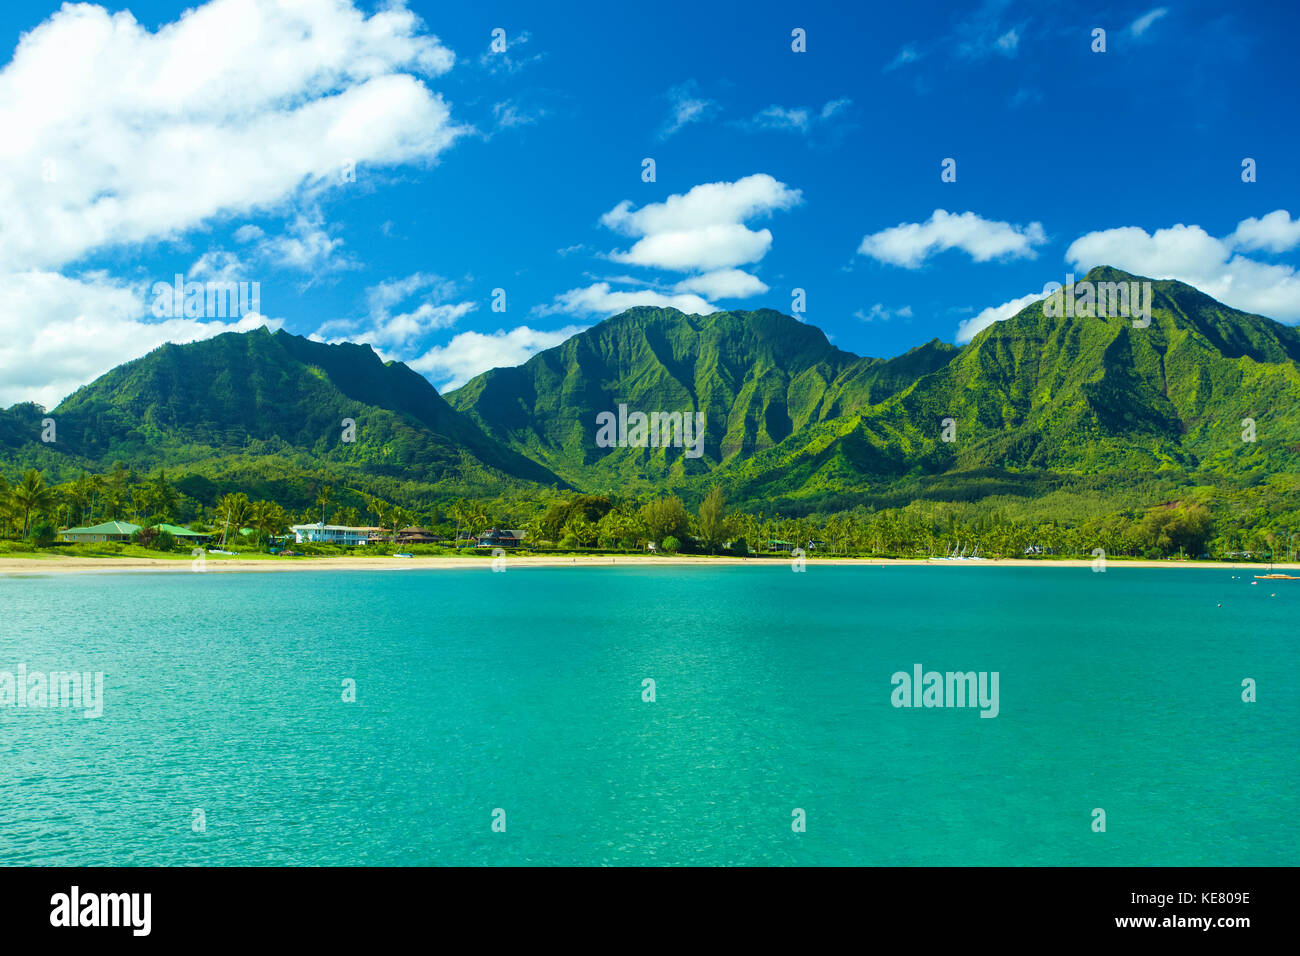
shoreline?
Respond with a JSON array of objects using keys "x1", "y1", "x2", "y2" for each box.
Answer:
[{"x1": 2, "y1": 553, "x2": 1297, "y2": 575}]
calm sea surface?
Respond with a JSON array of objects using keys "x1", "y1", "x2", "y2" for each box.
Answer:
[{"x1": 1, "y1": 565, "x2": 1294, "y2": 865}]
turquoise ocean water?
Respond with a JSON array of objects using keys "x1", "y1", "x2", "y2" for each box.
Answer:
[{"x1": 1, "y1": 565, "x2": 1294, "y2": 866}]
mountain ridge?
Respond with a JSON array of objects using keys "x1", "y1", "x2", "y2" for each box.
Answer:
[
  {"x1": 2, "y1": 266, "x2": 1298, "y2": 517},
  {"x1": 1, "y1": 325, "x2": 565, "y2": 498}
]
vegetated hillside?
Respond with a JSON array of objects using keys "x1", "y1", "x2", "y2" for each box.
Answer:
[
  {"x1": 708, "y1": 267, "x2": 1300, "y2": 510},
  {"x1": 0, "y1": 327, "x2": 563, "y2": 499},
  {"x1": 445, "y1": 306, "x2": 955, "y2": 491},
  {"x1": 3, "y1": 267, "x2": 1297, "y2": 520}
]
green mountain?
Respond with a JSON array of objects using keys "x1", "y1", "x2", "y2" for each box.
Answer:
[
  {"x1": 443, "y1": 307, "x2": 956, "y2": 491},
  {"x1": 3, "y1": 266, "x2": 1297, "y2": 521},
  {"x1": 442, "y1": 267, "x2": 1300, "y2": 511},
  {"x1": 710, "y1": 267, "x2": 1300, "y2": 509},
  {"x1": 0, "y1": 327, "x2": 562, "y2": 498}
]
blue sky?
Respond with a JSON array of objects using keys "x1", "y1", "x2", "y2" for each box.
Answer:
[{"x1": 2, "y1": 0, "x2": 1297, "y2": 408}]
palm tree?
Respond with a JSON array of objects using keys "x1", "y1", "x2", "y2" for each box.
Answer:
[
  {"x1": 65, "y1": 474, "x2": 91, "y2": 527},
  {"x1": 213, "y1": 493, "x2": 252, "y2": 547},
  {"x1": 388, "y1": 507, "x2": 412, "y2": 540},
  {"x1": 315, "y1": 485, "x2": 334, "y2": 527},
  {"x1": 565, "y1": 515, "x2": 597, "y2": 547},
  {"x1": 250, "y1": 500, "x2": 287, "y2": 546},
  {"x1": 825, "y1": 515, "x2": 847, "y2": 555},
  {"x1": 450, "y1": 498, "x2": 467, "y2": 539},
  {"x1": 451, "y1": 498, "x2": 485, "y2": 545},
  {"x1": 10, "y1": 469, "x2": 56, "y2": 539},
  {"x1": 697, "y1": 486, "x2": 728, "y2": 554},
  {"x1": 87, "y1": 473, "x2": 106, "y2": 523},
  {"x1": 370, "y1": 499, "x2": 391, "y2": 538},
  {"x1": 103, "y1": 462, "x2": 131, "y2": 519},
  {"x1": 522, "y1": 513, "x2": 548, "y2": 550},
  {"x1": 131, "y1": 482, "x2": 156, "y2": 526},
  {"x1": 0, "y1": 474, "x2": 13, "y2": 539},
  {"x1": 473, "y1": 503, "x2": 490, "y2": 535},
  {"x1": 148, "y1": 471, "x2": 178, "y2": 523}
]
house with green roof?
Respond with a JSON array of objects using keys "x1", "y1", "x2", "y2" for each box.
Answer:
[
  {"x1": 61, "y1": 521, "x2": 140, "y2": 543},
  {"x1": 61, "y1": 521, "x2": 212, "y2": 544}
]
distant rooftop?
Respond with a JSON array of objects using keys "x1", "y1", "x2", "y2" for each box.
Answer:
[
  {"x1": 290, "y1": 523, "x2": 381, "y2": 532},
  {"x1": 63, "y1": 520, "x2": 140, "y2": 535}
]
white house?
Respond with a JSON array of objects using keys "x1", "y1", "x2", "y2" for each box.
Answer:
[{"x1": 290, "y1": 523, "x2": 378, "y2": 546}]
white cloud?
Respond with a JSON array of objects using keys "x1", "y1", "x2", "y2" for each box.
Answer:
[
  {"x1": 1229, "y1": 210, "x2": 1300, "y2": 254},
  {"x1": 955, "y1": 290, "x2": 1045, "y2": 343},
  {"x1": 0, "y1": 0, "x2": 466, "y2": 273},
  {"x1": 609, "y1": 223, "x2": 776, "y2": 273},
  {"x1": 675, "y1": 269, "x2": 768, "y2": 299},
  {"x1": 544, "y1": 174, "x2": 799, "y2": 318},
  {"x1": 601, "y1": 173, "x2": 801, "y2": 272},
  {"x1": 1127, "y1": 7, "x2": 1169, "y2": 38},
  {"x1": 409, "y1": 325, "x2": 586, "y2": 391},
  {"x1": 1065, "y1": 213, "x2": 1300, "y2": 322},
  {"x1": 256, "y1": 214, "x2": 349, "y2": 273},
  {"x1": 749, "y1": 105, "x2": 811, "y2": 134},
  {"x1": 537, "y1": 283, "x2": 716, "y2": 319},
  {"x1": 233, "y1": 224, "x2": 265, "y2": 244},
  {"x1": 821, "y1": 98, "x2": 852, "y2": 120},
  {"x1": 855, "y1": 303, "x2": 913, "y2": 323},
  {"x1": 742, "y1": 98, "x2": 852, "y2": 135},
  {"x1": 659, "y1": 81, "x2": 718, "y2": 139},
  {"x1": 365, "y1": 302, "x2": 475, "y2": 350},
  {"x1": 602, "y1": 174, "x2": 802, "y2": 239},
  {"x1": 366, "y1": 273, "x2": 457, "y2": 315},
  {"x1": 894, "y1": 1, "x2": 1024, "y2": 69},
  {"x1": 884, "y1": 44, "x2": 921, "y2": 71},
  {"x1": 491, "y1": 99, "x2": 546, "y2": 130},
  {"x1": 478, "y1": 30, "x2": 541, "y2": 75},
  {"x1": 188, "y1": 212, "x2": 352, "y2": 290},
  {"x1": 953, "y1": 1, "x2": 1026, "y2": 60},
  {"x1": 0, "y1": 271, "x2": 278, "y2": 408},
  {"x1": 317, "y1": 273, "x2": 476, "y2": 353},
  {"x1": 189, "y1": 249, "x2": 248, "y2": 285},
  {"x1": 858, "y1": 209, "x2": 1048, "y2": 268},
  {"x1": 1068, "y1": 224, "x2": 1223, "y2": 275}
]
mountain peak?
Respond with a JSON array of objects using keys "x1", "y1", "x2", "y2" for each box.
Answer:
[
  {"x1": 1079, "y1": 264, "x2": 1147, "y2": 284},
  {"x1": 28, "y1": 325, "x2": 562, "y2": 490}
]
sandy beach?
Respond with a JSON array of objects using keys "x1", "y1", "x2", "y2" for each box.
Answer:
[{"x1": 2, "y1": 553, "x2": 1297, "y2": 574}]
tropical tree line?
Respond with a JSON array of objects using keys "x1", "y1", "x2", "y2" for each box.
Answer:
[
  {"x1": 500, "y1": 491, "x2": 1295, "y2": 561},
  {"x1": 2, "y1": 464, "x2": 1297, "y2": 562}
]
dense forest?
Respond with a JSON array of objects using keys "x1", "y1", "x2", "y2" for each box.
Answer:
[{"x1": 2, "y1": 462, "x2": 1295, "y2": 561}]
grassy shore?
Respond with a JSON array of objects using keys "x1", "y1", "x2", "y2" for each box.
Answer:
[{"x1": 2, "y1": 552, "x2": 1297, "y2": 574}]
